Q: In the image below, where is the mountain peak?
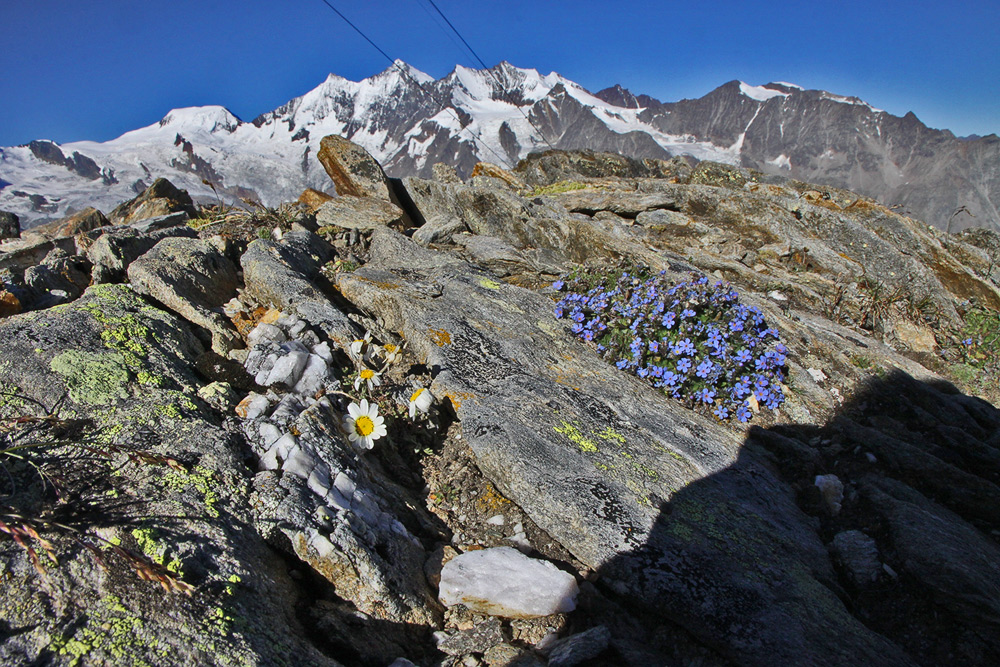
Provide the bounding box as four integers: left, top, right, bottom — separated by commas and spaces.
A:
595, 84, 642, 109
157, 106, 242, 133
373, 59, 434, 85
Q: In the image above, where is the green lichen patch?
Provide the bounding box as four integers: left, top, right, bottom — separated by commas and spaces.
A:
50, 350, 129, 405
48, 594, 165, 667
137, 370, 165, 387
0, 381, 27, 417
75, 284, 168, 371
596, 426, 626, 444
554, 420, 599, 453
131, 527, 184, 575
477, 277, 502, 290
163, 465, 221, 518
526, 180, 588, 197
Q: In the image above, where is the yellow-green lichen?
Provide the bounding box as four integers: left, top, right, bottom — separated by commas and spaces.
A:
49, 594, 160, 667
0, 381, 27, 416
156, 403, 184, 420
527, 180, 587, 197
136, 370, 164, 386
131, 528, 184, 575
163, 465, 220, 518
76, 285, 162, 368
634, 463, 660, 480
153, 391, 198, 421
477, 277, 502, 290
50, 350, 129, 405
596, 427, 626, 444
554, 421, 598, 453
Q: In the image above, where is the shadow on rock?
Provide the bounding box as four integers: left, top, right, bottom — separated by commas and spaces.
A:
595, 369, 1000, 667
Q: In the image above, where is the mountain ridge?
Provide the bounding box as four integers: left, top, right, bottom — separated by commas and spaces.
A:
1, 61, 997, 233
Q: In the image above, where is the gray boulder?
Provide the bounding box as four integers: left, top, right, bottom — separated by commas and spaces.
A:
411, 214, 468, 246
23, 247, 92, 308
0, 210, 20, 239
108, 177, 198, 226
0, 234, 77, 274
240, 232, 360, 348
830, 530, 882, 586
317, 134, 393, 200
315, 194, 404, 230
87, 221, 197, 284
127, 237, 242, 355
21, 206, 109, 243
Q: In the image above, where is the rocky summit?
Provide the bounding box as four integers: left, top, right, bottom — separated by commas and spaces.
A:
0, 138, 999, 667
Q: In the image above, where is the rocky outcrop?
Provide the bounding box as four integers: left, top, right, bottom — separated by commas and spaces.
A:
298, 187, 335, 211
22, 206, 109, 242
1, 145, 999, 666
337, 227, 917, 666
108, 178, 198, 226
317, 134, 394, 200
0, 211, 20, 240
0, 284, 340, 666
23, 248, 92, 309
87, 216, 197, 284
127, 237, 242, 355
316, 195, 405, 231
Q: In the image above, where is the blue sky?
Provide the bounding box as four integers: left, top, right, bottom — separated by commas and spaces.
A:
2, 0, 998, 146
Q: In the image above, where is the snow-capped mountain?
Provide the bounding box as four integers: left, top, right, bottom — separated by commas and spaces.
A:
2, 61, 998, 233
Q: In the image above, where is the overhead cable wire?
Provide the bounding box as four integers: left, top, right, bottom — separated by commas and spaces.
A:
420, 0, 557, 152
316, 0, 515, 168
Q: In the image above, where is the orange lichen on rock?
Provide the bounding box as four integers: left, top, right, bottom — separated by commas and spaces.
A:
0, 290, 22, 318
470, 162, 525, 190
441, 391, 475, 410
230, 306, 269, 338
843, 198, 891, 215
429, 329, 452, 346
297, 188, 334, 212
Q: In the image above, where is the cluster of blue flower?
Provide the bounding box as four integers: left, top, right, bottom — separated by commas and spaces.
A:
553, 269, 787, 423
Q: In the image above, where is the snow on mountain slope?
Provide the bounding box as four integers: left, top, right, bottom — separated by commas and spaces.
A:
1, 61, 735, 226
738, 82, 790, 102
3, 62, 994, 234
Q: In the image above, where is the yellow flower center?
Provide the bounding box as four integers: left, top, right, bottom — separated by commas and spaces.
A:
410, 388, 424, 402
360, 369, 375, 380
354, 415, 374, 436
385, 344, 398, 353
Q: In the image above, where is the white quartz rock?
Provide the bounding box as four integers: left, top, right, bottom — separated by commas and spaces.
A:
258, 422, 282, 448
439, 547, 578, 618
292, 353, 329, 396
269, 394, 305, 424
313, 341, 333, 363
283, 444, 320, 480
236, 392, 272, 420
263, 350, 309, 387
815, 474, 845, 515
247, 322, 286, 346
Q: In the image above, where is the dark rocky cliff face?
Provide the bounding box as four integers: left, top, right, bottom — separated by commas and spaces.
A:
1, 146, 999, 666
636, 80, 1000, 233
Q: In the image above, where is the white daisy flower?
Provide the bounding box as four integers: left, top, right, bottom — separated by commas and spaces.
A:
408, 387, 434, 419
343, 399, 386, 449
381, 342, 403, 364
353, 367, 382, 392
349, 332, 373, 361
